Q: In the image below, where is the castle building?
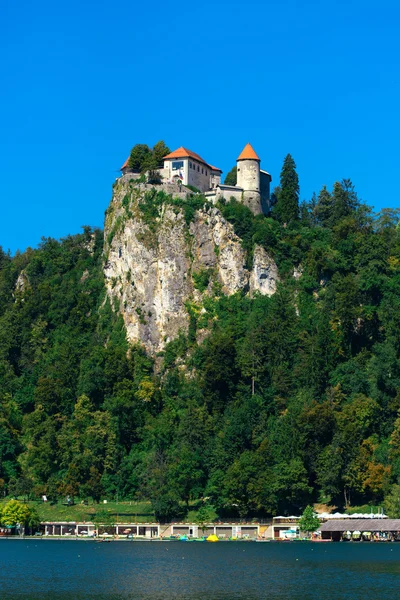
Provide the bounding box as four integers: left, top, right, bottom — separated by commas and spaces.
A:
120, 143, 271, 216
159, 147, 222, 192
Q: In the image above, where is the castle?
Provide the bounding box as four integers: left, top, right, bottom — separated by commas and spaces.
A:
120, 143, 272, 216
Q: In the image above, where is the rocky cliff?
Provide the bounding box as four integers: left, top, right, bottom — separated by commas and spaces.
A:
104, 178, 279, 355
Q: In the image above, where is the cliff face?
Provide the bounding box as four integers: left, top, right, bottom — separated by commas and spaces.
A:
104, 180, 278, 355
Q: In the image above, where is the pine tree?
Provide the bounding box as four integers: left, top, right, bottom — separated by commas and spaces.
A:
314, 185, 333, 226
274, 154, 299, 224
153, 140, 170, 166
331, 179, 359, 223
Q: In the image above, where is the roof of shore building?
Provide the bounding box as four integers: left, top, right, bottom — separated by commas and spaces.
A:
121, 157, 130, 170
237, 143, 260, 161
320, 519, 400, 532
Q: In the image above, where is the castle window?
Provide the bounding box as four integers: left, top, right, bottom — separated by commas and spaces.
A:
172, 161, 184, 170
189, 161, 192, 168
206, 170, 208, 175
197, 165, 200, 172
201, 168, 204, 174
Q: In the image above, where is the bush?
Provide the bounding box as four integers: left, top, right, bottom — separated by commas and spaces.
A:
192, 269, 211, 293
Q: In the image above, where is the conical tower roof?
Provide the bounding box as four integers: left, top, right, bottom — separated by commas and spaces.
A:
237, 143, 260, 161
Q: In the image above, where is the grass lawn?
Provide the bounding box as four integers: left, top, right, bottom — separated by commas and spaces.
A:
0, 499, 155, 523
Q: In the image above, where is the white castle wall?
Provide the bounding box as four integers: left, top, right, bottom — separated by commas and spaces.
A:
237, 159, 260, 193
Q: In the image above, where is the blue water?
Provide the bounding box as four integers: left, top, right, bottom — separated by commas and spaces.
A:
1, 540, 400, 599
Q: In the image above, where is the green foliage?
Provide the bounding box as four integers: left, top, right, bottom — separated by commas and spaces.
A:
152, 141, 170, 166
192, 269, 211, 293
194, 504, 218, 531
128, 144, 151, 172
224, 166, 237, 186
384, 484, 400, 518
273, 154, 299, 224
127, 141, 170, 173
298, 505, 320, 533
1, 499, 39, 527
1, 169, 400, 521
185, 185, 201, 194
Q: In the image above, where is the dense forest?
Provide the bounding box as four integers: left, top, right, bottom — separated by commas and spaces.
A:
1, 155, 400, 521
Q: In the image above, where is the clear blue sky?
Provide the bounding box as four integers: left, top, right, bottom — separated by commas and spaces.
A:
2, 0, 399, 253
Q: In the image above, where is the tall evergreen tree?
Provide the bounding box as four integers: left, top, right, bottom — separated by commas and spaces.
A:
314, 185, 333, 226
274, 154, 299, 224
331, 179, 359, 223
153, 140, 170, 166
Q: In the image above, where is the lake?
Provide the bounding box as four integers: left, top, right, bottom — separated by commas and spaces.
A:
1, 540, 399, 599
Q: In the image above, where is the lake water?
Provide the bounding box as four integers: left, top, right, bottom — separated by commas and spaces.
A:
1, 540, 400, 599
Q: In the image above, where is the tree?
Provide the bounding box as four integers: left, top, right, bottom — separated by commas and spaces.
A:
81, 466, 103, 503
274, 154, 299, 224
314, 185, 333, 226
141, 153, 158, 174
298, 505, 320, 535
194, 504, 217, 534
94, 509, 115, 534
224, 166, 237, 186
0, 500, 39, 532
384, 484, 400, 518
128, 144, 151, 172
8, 476, 34, 502
153, 141, 170, 166
331, 179, 359, 224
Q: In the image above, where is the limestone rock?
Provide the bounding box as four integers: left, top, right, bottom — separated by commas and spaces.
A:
104, 182, 279, 355
14, 270, 30, 302
250, 246, 278, 297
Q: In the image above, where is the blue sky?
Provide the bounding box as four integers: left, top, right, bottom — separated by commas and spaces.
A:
2, 0, 399, 253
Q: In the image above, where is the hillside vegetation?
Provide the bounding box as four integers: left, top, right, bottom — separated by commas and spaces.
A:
1, 157, 400, 521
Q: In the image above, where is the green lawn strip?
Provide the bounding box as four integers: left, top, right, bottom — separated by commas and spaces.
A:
0, 500, 155, 523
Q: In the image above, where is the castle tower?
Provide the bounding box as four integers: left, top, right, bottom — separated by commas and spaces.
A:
236, 143, 262, 215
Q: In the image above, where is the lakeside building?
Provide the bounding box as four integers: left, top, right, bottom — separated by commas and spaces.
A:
39, 521, 259, 539
120, 143, 272, 216
320, 519, 400, 542
41, 522, 160, 538
168, 522, 260, 539
268, 513, 388, 540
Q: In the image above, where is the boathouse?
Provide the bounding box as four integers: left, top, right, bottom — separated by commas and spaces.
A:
320, 519, 400, 541
169, 523, 260, 539
41, 522, 160, 538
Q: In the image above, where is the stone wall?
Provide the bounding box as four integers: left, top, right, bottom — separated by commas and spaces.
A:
260, 170, 271, 214
237, 159, 260, 193
187, 160, 212, 191
243, 191, 263, 215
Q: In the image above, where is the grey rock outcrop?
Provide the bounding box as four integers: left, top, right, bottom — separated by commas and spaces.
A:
104, 182, 279, 355
14, 270, 30, 302
250, 246, 278, 297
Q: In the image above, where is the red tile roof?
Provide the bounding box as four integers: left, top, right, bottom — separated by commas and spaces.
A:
121, 157, 130, 170
163, 146, 209, 165
237, 143, 260, 161
163, 147, 221, 172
